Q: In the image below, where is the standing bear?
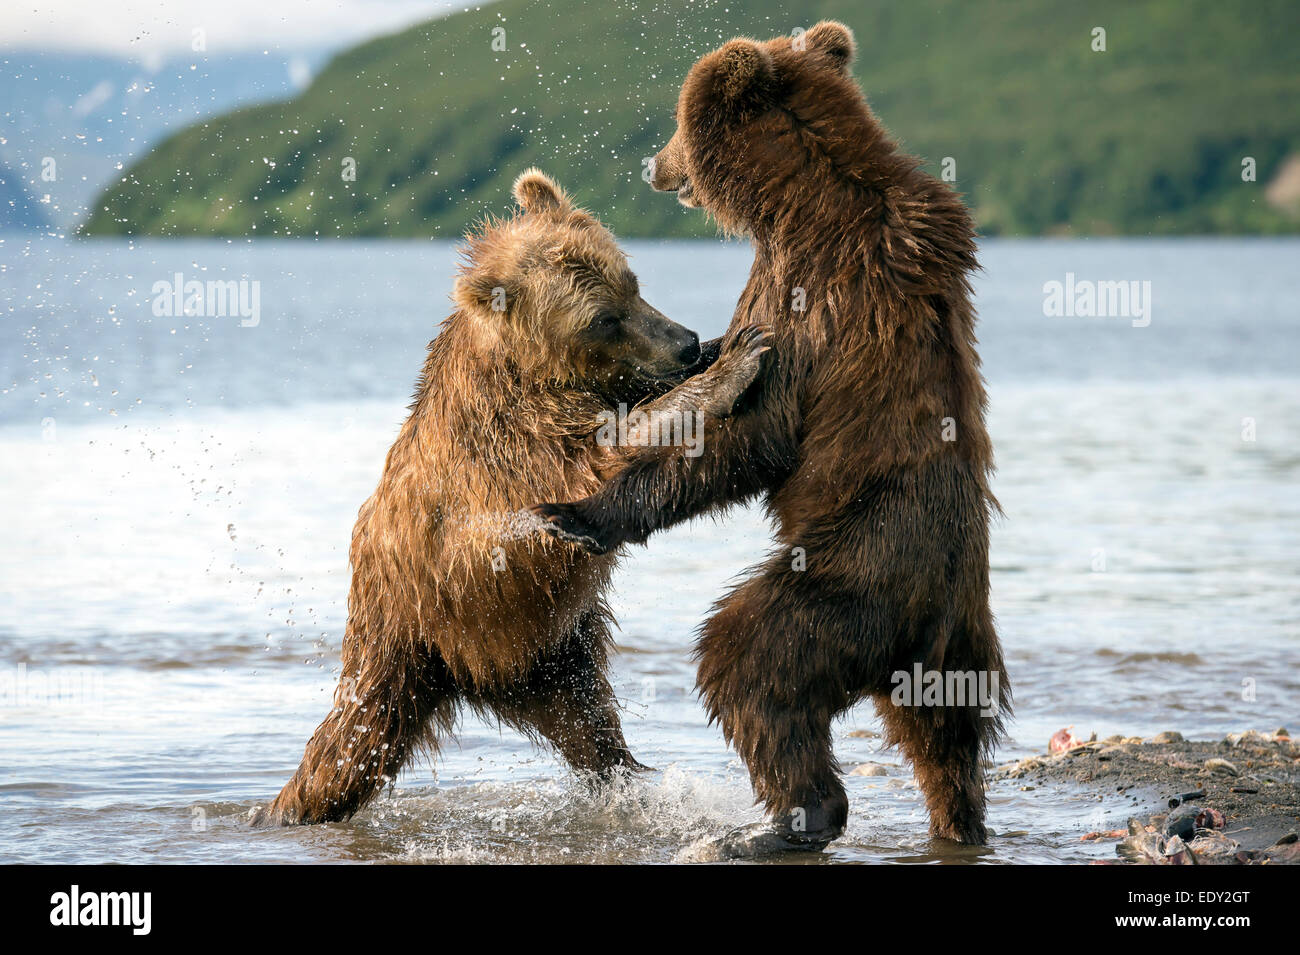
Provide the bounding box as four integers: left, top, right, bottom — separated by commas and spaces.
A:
253, 170, 766, 826
535, 22, 1009, 855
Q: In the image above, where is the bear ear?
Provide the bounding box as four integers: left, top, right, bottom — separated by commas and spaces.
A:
512, 168, 572, 216
453, 269, 515, 318
804, 20, 856, 73
710, 38, 777, 107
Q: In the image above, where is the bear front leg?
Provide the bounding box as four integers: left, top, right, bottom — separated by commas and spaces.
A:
629, 324, 770, 425
480, 612, 647, 779
252, 647, 457, 826
532, 324, 788, 554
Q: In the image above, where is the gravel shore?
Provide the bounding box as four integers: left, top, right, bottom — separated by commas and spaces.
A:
996, 728, 1299, 864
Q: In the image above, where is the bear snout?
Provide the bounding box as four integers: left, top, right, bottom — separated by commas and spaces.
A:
677, 332, 701, 366
650, 161, 682, 193
650, 130, 688, 193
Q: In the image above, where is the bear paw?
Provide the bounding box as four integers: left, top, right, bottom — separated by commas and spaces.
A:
690, 821, 838, 861
707, 323, 772, 412
529, 502, 613, 554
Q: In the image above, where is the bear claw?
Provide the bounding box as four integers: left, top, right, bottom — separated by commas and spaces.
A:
530, 503, 611, 554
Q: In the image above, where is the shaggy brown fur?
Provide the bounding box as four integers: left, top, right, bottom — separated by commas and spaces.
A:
535, 22, 1009, 851
253, 170, 767, 826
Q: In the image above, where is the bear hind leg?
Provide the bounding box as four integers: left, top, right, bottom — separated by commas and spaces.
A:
252, 646, 458, 826
695, 569, 856, 856
478, 612, 647, 781
875, 690, 1002, 845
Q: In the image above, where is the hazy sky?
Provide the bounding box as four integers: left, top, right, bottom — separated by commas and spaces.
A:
0, 0, 467, 57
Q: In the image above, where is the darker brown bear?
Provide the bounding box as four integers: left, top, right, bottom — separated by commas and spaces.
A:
253, 170, 766, 826
535, 22, 1009, 854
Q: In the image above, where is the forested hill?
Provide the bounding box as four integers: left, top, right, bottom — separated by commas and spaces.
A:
82, 0, 1300, 238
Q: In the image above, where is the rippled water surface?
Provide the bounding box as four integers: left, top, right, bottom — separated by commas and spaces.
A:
1, 237, 1297, 863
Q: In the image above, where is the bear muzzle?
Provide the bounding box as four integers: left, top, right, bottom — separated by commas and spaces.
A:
673, 176, 700, 208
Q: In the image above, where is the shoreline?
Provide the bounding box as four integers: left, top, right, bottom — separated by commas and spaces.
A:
996, 728, 1299, 864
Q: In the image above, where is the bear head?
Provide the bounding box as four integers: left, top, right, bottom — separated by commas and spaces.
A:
454, 168, 701, 398
650, 21, 897, 237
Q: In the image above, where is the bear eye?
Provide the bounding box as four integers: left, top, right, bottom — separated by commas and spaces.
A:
592, 312, 621, 332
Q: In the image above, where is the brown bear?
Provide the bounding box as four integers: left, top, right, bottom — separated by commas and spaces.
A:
534, 22, 1009, 855
253, 169, 767, 826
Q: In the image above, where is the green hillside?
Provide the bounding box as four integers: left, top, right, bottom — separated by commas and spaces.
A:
82, 0, 1300, 238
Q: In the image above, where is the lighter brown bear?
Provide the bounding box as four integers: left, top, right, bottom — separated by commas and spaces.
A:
253, 170, 766, 826
535, 22, 1010, 856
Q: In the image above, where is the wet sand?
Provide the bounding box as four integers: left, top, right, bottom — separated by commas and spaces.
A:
996, 729, 1300, 864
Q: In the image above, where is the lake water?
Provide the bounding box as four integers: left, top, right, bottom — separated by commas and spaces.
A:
1, 236, 1297, 863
